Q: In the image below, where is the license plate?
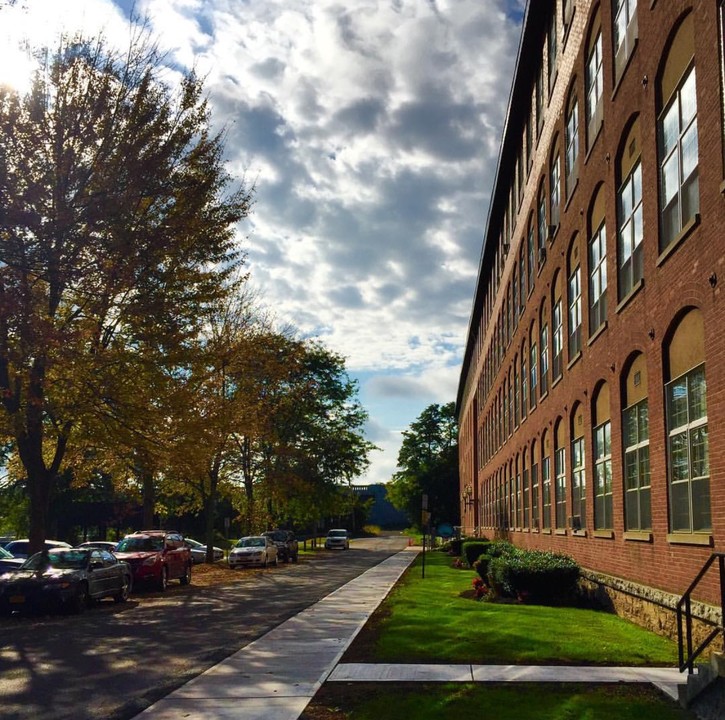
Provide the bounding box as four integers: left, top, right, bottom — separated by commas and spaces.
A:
9, 595, 25, 604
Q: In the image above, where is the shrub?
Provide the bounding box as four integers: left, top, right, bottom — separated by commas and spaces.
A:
473, 540, 517, 581
488, 549, 580, 604
461, 541, 488, 567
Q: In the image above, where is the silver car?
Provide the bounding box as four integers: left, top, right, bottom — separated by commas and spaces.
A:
228, 536, 278, 569
185, 538, 225, 564
324, 529, 350, 550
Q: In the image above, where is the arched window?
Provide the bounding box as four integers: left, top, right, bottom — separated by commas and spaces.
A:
522, 446, 530, 529
537, 181, 548, 259
515, 455, 522, 528
541, 431, 552, 530
531, 440, 540, 529
593, 383, 613, 530
589, 184, 608, 332
658, 13, 698, 251
529, 321, 538, 410
567, 235, 583, 359
548, 9, 558, 95
540, 301, 550, 396
552, 273, 564, 381
618, 117, 643, 299
614, 0, 638, 83
586, 10, 603, 148
514, 355, 520, 428
527, 215, 536, 292
571, 403, 586, 530
509, 459, 516, 528
554, 419, 567, 529
666, 309, 709, 533
623, 353, 651, 531
565, 88, 580, 197
550, 140, 562, 230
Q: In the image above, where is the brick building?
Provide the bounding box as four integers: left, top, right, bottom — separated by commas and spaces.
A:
456, 0, 725, 638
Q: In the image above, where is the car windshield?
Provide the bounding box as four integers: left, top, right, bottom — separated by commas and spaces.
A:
263, 531, 286, 541
23, 550, 88, 570
328, 530, 347, 538
186, 539, 202, 548
116, 536, 164, 552
237, 538, 265, 548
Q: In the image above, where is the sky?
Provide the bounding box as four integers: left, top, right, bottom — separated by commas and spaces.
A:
0, 0, 524, 486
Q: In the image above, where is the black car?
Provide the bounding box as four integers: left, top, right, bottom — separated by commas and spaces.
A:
0, 548, 132, 614
262, 530, 299, 563
0, 546, 24, 575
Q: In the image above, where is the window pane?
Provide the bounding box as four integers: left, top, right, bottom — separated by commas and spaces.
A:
668, 379, 688, 429
692, 477, 711, 532
625, 451, 638, 489
661, 152, 679, 205
680, 68, 697, 126
681, 123, 698, 181
670, 431, 690, 483
662, 103, 680, 156
690, 425, 709, 479
670, 480, 691, 532
689, 366, 707, 420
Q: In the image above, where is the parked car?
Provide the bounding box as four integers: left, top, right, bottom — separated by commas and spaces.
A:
0, 546, 24, 575
228, 536, 278, 569
4, 539, 72, 560
0, 537, 15, 549
75, 541, 119, 552
324, 529, 350, 550
262, 529, 299, 563
114, 530, 192, 591
0, 547, 132, 614
184, 538, 224, 564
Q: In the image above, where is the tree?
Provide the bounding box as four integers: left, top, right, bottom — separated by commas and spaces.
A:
387, 402, 460, 528
0, 29, 252, 552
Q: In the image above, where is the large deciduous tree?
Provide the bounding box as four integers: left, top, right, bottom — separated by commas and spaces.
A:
0, 30, 252, 552
387, 402, 460, 528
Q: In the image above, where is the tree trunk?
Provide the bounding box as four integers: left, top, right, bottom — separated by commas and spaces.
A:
142, 471, 155, 529
28, 468, 53, 554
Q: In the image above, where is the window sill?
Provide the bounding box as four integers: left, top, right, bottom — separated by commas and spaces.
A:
567, 351, 582, 370
551, 375, 562, 390
555, 528, 567, 536
616, 278, 644, 314
539, 391, 549, 404
541, 529, 552, 535
564, 178, 579, 211
585, 121, 603, 162
549, 223, 560, 242
572, 529, 588, 538
588, 321, 608, 346
593, 530, 614, 539
657, 213, 700, 268
667, 533, 713, 547
623, 531, 652, 543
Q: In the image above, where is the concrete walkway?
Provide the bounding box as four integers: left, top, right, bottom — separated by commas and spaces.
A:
132, 548, 688, 719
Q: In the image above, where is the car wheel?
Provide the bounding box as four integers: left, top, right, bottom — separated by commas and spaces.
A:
114, 574, 131, 603
180, 563, 191, 586
71, 582, 89, 614
158, 566, 168, 592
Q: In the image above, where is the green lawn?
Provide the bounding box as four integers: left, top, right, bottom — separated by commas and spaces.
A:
365, 550, 678, 666
306, 683, 694, 720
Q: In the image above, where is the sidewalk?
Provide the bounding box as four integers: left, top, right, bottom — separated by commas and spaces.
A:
132, 547, 687, 720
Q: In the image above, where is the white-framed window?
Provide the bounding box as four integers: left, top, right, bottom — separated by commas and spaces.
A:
659, 65, 699, 250
568, 267, 582, 359
540, 322, 549, 396
624, 398, 651, 531
552, 298, 563, 381
550, 151, 561, 229
542, 454, 551, 530
571, 436, 586, 529
555, 444, 567, 529
566, 97, 579, 196
594, 421, 613, 530
589, 221, 607, 331
531, 455, 539, 529
529, 340, 538, 409
667, 364, 710, 532
586, 30, 603, 146
614, 0, 638, 81
618, 160, 643, 299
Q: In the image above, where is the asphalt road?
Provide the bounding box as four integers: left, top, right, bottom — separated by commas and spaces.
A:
0, 535, 409, 720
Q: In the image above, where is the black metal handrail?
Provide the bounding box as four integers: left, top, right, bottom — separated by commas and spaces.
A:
676, 552, 725, 673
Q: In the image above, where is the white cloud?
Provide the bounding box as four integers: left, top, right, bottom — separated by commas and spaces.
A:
9, 0, 521, 484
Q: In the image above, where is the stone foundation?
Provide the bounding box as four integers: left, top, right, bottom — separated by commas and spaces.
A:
579, 569, 724, 657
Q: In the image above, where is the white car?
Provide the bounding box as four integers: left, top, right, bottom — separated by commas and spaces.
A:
324, 529, 350, 550
185, 538, 225, 564
228, 536, 278, 569
4, 539, 72, 559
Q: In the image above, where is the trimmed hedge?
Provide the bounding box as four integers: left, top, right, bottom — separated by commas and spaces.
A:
488, 549, 580, 604
473, 540, 517, 581
462, 540, 492, 567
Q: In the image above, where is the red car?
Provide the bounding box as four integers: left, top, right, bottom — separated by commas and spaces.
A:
114, 531, 192, 591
